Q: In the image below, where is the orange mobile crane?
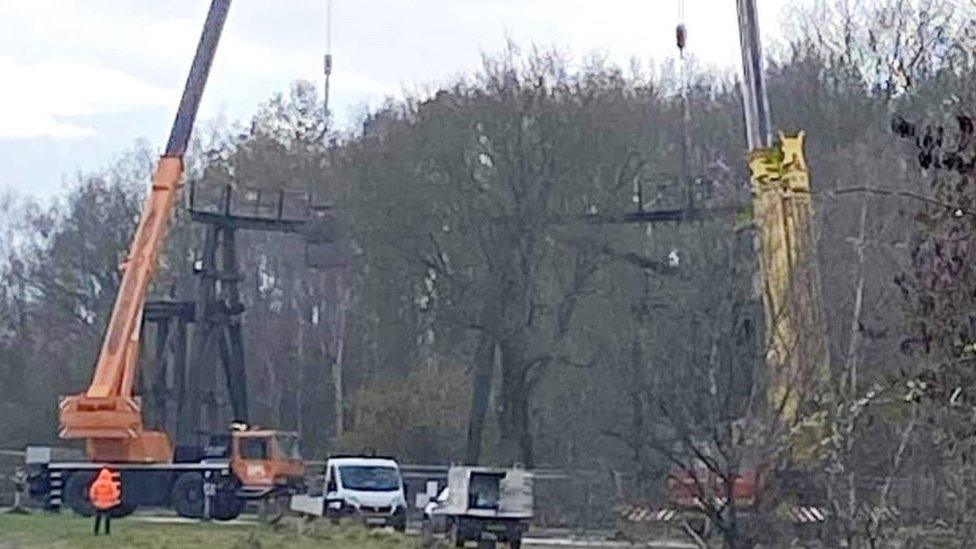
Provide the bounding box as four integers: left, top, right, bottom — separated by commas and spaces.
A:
28, 0, 303, 520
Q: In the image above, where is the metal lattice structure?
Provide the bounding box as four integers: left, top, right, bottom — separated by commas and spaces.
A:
145, 182, 341, 447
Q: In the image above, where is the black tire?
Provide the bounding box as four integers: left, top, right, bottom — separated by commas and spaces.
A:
211, 488, 243, 521
109, 501, 137, 518
509, 538, 522, 549
477, 540, 496, 549
111, 474, 137, 518
393, 507, 407, 533
171, 472, 204, 518
64, 472, 95, 517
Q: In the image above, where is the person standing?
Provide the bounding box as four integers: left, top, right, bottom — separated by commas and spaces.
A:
89, 468, 121, 535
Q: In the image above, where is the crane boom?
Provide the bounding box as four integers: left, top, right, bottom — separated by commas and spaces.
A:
736, 0, 828, 456
59, 0, 232, 463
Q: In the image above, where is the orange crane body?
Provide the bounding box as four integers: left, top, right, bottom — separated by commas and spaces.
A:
56, 0, 233, 464
59, 157, 184, 463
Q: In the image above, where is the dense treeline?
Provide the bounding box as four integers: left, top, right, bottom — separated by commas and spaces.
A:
4, 1, 976, 545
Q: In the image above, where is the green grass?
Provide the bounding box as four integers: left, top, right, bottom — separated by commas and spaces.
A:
0, 511, 431, 549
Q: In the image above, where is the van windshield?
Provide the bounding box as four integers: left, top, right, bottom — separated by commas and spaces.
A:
339, 465, 400, 491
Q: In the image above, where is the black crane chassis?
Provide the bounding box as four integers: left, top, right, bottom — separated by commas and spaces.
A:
28, 459, 247, 521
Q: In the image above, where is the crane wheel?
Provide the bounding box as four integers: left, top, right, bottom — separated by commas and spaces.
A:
172, 472, 205, 518
109, 501, 137, 518
211, 487, 244, 521
64, 472, 96, 517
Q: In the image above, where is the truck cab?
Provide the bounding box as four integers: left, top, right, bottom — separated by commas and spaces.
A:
291, 456, 407, 531
229, 429, 304, 497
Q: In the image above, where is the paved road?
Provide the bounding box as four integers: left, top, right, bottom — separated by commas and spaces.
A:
524, 539, 695, 548
133, 515, 258, 526
129, 515, 696, 548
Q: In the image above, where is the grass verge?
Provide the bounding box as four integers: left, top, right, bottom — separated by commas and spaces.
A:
0, 511, 433, 549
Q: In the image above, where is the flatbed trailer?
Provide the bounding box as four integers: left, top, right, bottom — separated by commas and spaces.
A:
425, 466, 533, 549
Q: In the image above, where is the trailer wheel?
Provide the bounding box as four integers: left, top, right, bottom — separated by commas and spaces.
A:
171, 472, 205, 518
64, 472, 95, 517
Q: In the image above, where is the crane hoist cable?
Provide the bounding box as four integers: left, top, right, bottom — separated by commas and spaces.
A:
676, 0, 691, 197
676, 0, 686, 54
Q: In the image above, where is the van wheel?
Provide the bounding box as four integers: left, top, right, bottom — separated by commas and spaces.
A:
171, 472, 204, 518
64, 472, 95, 517
393, 507, 407, 533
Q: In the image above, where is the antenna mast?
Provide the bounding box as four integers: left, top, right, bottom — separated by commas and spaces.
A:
323, 0, 333, 132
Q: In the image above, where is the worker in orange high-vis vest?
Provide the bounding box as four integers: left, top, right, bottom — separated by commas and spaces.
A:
89, 468, 121, 535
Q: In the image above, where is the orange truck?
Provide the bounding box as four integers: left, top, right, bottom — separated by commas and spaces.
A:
26, 0, 304, 520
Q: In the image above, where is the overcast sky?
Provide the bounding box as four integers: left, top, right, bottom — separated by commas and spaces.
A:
0, 0, 791, 199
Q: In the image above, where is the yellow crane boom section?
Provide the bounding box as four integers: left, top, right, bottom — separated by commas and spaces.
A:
749, 132, 829, 459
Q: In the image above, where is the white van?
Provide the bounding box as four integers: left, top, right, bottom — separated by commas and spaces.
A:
291, 456, 407, 531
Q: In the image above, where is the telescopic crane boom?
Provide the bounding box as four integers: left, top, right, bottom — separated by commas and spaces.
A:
737, 0, 829, 444
59, 0, 232, 463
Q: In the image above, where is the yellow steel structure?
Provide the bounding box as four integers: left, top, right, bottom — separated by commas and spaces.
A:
748, 132, 829, 460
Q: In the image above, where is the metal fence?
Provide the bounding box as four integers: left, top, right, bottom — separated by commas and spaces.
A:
0, 450, 946, 531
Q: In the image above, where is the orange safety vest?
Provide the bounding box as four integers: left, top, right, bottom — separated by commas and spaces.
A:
89, 468, 121, 511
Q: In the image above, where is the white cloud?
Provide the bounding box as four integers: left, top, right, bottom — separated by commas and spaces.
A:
1, 0, 796, 195
0, 56, 175, 139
